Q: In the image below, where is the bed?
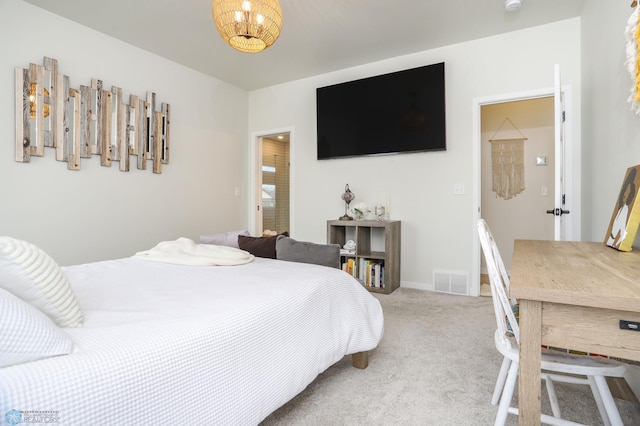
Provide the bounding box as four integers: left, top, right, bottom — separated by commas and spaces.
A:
0, 237, 384, 425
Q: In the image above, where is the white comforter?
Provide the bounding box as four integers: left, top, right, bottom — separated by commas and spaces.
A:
134, 237, 255, 266
0, 257, 384, 425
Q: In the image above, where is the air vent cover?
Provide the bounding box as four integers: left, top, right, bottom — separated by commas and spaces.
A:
433, 270, 469, 295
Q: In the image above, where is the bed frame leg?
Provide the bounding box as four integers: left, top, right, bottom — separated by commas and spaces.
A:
351, 351, 369, 369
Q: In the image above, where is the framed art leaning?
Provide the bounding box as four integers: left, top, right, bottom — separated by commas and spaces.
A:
605, 164, 640, 251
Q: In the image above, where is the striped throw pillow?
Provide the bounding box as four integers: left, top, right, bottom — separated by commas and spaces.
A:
0, 237, 83, 327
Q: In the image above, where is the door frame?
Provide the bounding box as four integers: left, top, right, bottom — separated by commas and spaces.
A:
249, 127, 295, 237
471, 86, 576, 296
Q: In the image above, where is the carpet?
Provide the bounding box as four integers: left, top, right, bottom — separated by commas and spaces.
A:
261, 288, 640, 425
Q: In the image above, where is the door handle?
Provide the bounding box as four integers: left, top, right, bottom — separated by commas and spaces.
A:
546, 208, 570, 216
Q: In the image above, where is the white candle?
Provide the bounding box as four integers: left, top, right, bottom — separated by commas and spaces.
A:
386, 194, 390, 216
377, 192, 380, 207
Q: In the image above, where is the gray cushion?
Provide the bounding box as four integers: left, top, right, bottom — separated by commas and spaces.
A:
199, 230, 249, 248
276, 236, 340, 269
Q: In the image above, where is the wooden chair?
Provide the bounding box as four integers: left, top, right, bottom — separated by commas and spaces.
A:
477, 219, 627, 426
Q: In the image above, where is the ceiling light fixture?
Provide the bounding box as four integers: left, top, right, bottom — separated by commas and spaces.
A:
212, 0, 283, 53
504, 0, 522, 12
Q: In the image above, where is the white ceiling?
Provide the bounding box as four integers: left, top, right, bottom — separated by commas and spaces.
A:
23, 0, 584, 91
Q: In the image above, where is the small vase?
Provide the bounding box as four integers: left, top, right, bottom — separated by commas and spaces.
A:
355, 211, 364, 221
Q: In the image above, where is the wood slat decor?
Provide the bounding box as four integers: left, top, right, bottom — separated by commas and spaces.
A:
66, 87, 81, 170
42, 57, 58, 149
14, 56, 170, 174
14, 68, 30, 163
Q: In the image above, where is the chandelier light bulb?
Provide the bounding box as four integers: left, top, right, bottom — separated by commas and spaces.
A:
212, 0, 282, 53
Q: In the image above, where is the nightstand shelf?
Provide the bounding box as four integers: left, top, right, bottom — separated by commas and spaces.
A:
327, 219, 401, 294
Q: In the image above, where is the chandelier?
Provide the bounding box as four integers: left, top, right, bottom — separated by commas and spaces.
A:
212, 0, 283, 53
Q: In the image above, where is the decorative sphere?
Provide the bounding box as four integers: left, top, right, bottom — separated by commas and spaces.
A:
341, 184, 355, 203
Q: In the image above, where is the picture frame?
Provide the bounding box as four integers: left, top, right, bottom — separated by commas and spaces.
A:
604, 164, 640, 251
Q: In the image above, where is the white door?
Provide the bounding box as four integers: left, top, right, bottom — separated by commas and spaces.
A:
550, 64, 570, 240
254, 137, 264, 235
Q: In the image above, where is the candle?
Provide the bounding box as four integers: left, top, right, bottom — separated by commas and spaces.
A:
377, 192, 380, 207
386, 194, 390, 218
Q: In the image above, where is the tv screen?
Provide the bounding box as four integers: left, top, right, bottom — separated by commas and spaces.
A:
316, 62, 446, 160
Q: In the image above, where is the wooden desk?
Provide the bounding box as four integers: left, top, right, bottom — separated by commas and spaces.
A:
510, 239, 640, 425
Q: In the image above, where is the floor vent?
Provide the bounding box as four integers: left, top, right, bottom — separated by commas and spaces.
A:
433, 270, 469, 295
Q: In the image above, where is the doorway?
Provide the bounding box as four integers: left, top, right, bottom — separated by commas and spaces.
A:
479, 98, 555, 294
471, 83, 574, 297
252, 131, 291, 236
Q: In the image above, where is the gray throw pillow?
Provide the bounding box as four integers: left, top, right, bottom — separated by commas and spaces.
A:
199, 230, 250, 248
276, 236, 340, 269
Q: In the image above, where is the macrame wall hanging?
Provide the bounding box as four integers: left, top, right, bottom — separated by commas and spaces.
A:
625, 2, 640, 114
489, 118, 528, 200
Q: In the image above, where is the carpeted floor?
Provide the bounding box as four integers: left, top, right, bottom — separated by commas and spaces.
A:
261, 288, 640, 425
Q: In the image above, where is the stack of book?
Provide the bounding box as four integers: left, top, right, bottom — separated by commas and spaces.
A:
343, 258, 357, 277
341, 258, 384, 288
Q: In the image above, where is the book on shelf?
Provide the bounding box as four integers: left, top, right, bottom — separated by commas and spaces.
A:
374, 263, 382, 288
341, 258, 357, 277
358, 259, 384, 288
341, 257, 385, 288
364, 259, 375, 286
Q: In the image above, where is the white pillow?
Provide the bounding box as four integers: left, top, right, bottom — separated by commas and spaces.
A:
0, 237, 83, 327
199, 230, 250, 248
0, 288, 73, 368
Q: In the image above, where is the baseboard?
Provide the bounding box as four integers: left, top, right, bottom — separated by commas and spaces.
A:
400, 280, 432, 291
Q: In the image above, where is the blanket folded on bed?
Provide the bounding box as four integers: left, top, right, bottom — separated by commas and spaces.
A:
135, 238, 255, 266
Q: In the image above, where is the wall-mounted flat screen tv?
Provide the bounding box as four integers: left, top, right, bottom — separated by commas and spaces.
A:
316, 62, 446, 160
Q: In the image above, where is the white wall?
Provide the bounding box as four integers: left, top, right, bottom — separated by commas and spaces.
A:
582, 1, 640, 243
581, 0, 640, 395
249, 19, 581, 291
0, 0, 249, 265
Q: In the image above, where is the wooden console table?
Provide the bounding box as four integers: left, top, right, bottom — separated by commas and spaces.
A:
510, 239, 640, 425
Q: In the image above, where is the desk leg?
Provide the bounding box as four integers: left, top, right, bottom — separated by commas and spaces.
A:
518, 299, 542, 426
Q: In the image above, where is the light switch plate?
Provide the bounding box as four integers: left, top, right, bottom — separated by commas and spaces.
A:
453, 184, 465, 195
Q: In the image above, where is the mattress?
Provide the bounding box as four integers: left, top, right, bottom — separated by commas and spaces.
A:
0, 256, 384, 425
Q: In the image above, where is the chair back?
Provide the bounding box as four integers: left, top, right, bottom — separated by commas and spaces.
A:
477, 219, 520, 343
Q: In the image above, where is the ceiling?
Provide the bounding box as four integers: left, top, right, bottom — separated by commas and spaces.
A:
23, 0, 584, 91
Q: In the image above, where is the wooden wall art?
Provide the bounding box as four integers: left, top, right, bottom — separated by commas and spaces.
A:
14, 56, 170, 173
